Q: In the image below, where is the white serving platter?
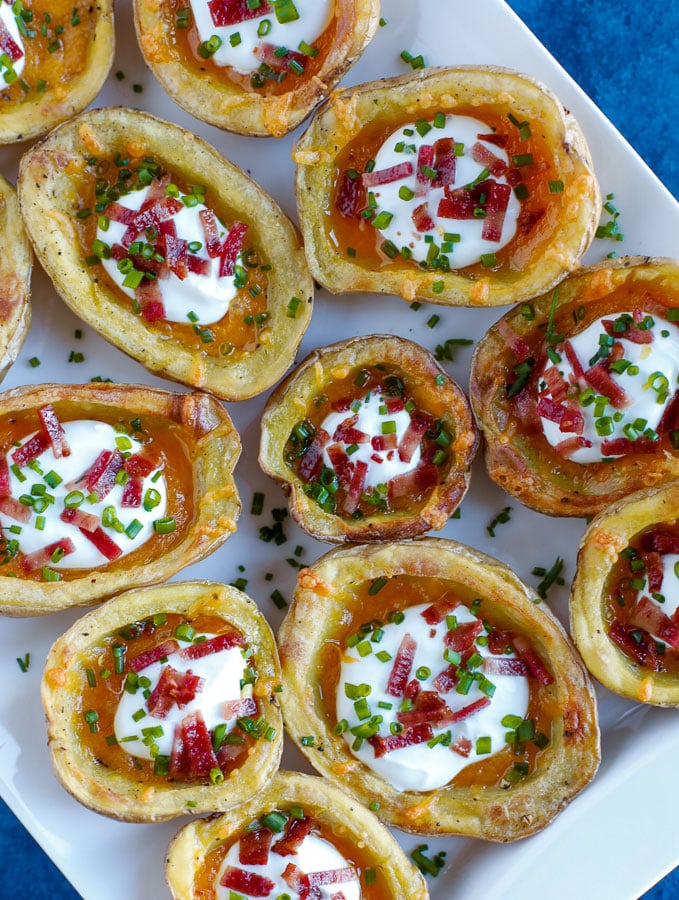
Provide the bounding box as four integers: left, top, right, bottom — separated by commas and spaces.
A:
0, 0, 677, 897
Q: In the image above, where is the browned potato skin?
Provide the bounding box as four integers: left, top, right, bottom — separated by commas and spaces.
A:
41, 582, 282, 822
165, 770, 429, 899
0, 0, 113, 144
0, 174, 31, 381
0, 383, 241, 616
278, 539, 600, 840
470, 257, 679, 518
134, 0, 380, 138
295, 65, 600, 307
17, 107, 313, 401
259, 334, 478, 542
570, 480, 679, 706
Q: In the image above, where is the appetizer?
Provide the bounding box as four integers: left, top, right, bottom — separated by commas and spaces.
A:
0, 0, 113, 144
295, 65, 600, 307
571, 480, 679, 706
41, 581, 282, 822
278, 539, 600, 840
0, 173, 31, 381
18, 107, 313, 401
134, 0, 380, 138
470, 257, 679, 517
259, 334, 477, 542
165, 770, 428, 898
0, 383, 240, 615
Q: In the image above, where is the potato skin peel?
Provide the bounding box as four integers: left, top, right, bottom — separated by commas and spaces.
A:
470, 257, 679, 517
17, 107, 313, 400
134, 0, 380, 137
0, 383, 241, 616
0, 175, 31, 382
570, 480, 679, 706
165, 770, 428, 899
41, 581, 282, 822
295, 65, 600, 307
258, 334, 478, 542
278, 539, 600, 841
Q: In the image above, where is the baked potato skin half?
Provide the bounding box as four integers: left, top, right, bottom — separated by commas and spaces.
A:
0, 383, 240, 616
0, 0, 113, 144
570, 481, 679, 706
259, 334, 478, 542
278, 539, 600, 841
165, 770, 429, 899
470, 257, 679, 518
294, 65, 600, 307
41, 581, 282, 822
134, 0, 380, 138
17, 107, 313, 401
0, 174, 31, 382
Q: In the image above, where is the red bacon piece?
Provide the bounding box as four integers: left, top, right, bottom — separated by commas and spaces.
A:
415, 144, 434, 196
147, 665, 204, 718
11, 432, 49, 468
644, 551, 664, 593
187, 255, 210, 276
239, 828, 273, 867
496, 318, 531, 362
326, 443, 352, 482
341, 460, 367, 515
630, 596, 679, 649
59, 507, 99, 533
431, 137, 456, 187
554, 435, 593, 458
421, 598, 458, 625
563, 340, 585, 381
164, 233, 189, 280
388, 463, 438, 499
272, 815, 313, 856
536, 398, 584, 435
180, 630, 245, 659
80, 526, 122, 561
384, 397, 405, 413
600, 437, 659, 456
444, 620, 482, 653
298, 429, 329, 482
609, 621, 658, 668
256, 41, 306, 71
82, 449, 124, 500
124, 451, 160, 477
481, 181, 511, 242
121, 476, 142, 508
121, 197, 183, 247
362, 162, 413, 187
471, 141, 508, 177
308, 868, 357, 888
512, 635, 554, 684
0, 496, 31, 523
658, 390, 679, 433
398, 410, 431, 463
541, 365, 569, 403
438, 178, 494, 219
451, 735, 472, 757
602, 315, 654, 345
584, 362, 629, 409
332, 415, 368, 444
137, 277, 166, 322
219, 866, 274, 897
208, 0, 271, 25
222, 697, 257, 720
282, 864, 319, 898
199, 208, 222, 258
397, 691, 454, 727
336, 172, 364, 218
412, 202, 435, 233
482, 657, 529, 677
20, 538, 76, 573
432, 665, 458, 693
371, 433, 397, 452
38, 405, 70, 458
369, 722, 434, 758
170, 711, 219, 779
219, 222, 248, 278
447, 696, 491, 724
404, 678, 420, 701
0, 456, 9, 498
105, 201, 136, 226
0, 19, 23, 62
128, 640, 179, 672
477, 132, 508, 148
640, 530, 679, 554
386, 633, 416, 697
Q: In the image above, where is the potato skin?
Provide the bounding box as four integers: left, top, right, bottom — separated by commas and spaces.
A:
0, 383, 241, 615
0, 174, 31, 382
41, 581, 282, 822
570, 480, 679, 706
259, 334, 478, 542
134, 0, 380, 138
295, 65, 600, 307
17, 107, 313, 401
165, 770, 429, 899
278, 539, 600, 841
470, 256, 679, 517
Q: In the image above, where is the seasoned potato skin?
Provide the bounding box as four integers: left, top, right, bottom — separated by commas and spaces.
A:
0, 383, 241, 615
41, 582, 282, 822
165, 770, 429, 899
134, 0, 380, 137
17, 107, 313, 401
278, 539, 600, 840
470, 256, 679, 517
0, 174, 31, 382
570, 480, 679, 706
259, 334, 478, 542
295, 65, 600, 307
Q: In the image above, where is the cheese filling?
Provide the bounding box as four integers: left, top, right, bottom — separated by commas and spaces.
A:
0, 1, 26, 84
190, 0, 334, 76
367, 114, 520, 269
538, 311, 679, 463
0, 419, 167, 569
336, 602, 530, 792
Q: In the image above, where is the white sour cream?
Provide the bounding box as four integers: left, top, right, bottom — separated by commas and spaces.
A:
190, 0, 334, 75
336, 603, 529, 792
539, 312, 679, 463
0, 2, 26, 82
1, 420, 167, 568
97, 185, 239, 325
320, 392, 421, 489
370, 114, 520, 268
114, 634, 247, 759
216, 832, 361, 900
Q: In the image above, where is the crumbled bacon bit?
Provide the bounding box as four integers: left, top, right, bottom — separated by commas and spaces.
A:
412, 202, 435, 233
415, 144, 434, 196
584, 363, 630, 409
421, 598, 458, 625
199, 208, 222, 258
369, 722, 434, 758
341, 459, 367, 515
11, 433, 49, 468
219, 222, 248, 278
512, 635, 554, 684
79, 526, 122, 561
640, 530, 679, 554
398, 410, 431, 463
239, 828, 273, 866
0, 20, 23, 62
0, 496, 31, 524
147, 665, 204, 718
496, 318, 531, 362
362, 161, 414, 187
222, 697, 257, 720
170, 711, 219, 779
180, 631, 245, 659
298, 429, 329, 481
471, 141, 508, 177
386, 633, 416, 697
60, 507, 99, 533
219, 866, 274, 897
0, 456, 9, 499
482, 657, 529, 676
444, 620, 482, 653
20, 538, 76, 573
128, 640, 179, 672
336, 172, 364, 218
431, 137, 456, 188
38, 405, 70, 458
450, 735, 472, 757
82, 449, 125, 500
121, 476, 143, 508
272, 815, 313, 856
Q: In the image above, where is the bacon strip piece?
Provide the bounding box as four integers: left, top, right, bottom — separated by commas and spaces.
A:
79, 526, 122, 561
471, 141, 508, 177
272, 816, 313, 856
219, 866, 274, 897
362, 162, 413, 187
137, 278, 166, 322
239, 828, 274, 866
609, 621, 658, 668
496, 318, 531, 362
298, 429, 329, 481
444, 620, 482, 653
554, 435, 593, 458
121, 476, 143, 508
396, 691, 455, 727
369, 722, 434, 758
180, 630, 245, 659
219, 222, 248, 278
0, 19, 23, 62
11, 433, 49, 468
128, 640, 179, 672
336, 172, 364, 218
644, 551, 664, 593
170, 711, 219, 779
38, 405, 70, 458
431, 137, 456, 187
600, 437, 659, 456
0, 456, 9, 498
629, 596, 679, 649
341, 460, 367, 515
0, 496, 30, 523
83, 449, 125, 500
640, 530, 679, 554
386, 633, 416, 697
222, 697, 257, 720
60, 507, 99, 533
398, 410, 431, 463
412, 202, 435, 233
415, 144, 434, 196
199, 208, 222, 258
512, 635, 554, 684
20, 538, 76, 573
481, 181, 511, 242
388, 463, 438, 499
208, 0, 271, 26
124, 451, 161, 477
482, 657, 529, 676
147, 665, 204, 718
451, 735, 472, 757
584, 362, 629, 409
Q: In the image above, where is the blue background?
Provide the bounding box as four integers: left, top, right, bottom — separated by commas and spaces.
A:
1, 1, 677, 898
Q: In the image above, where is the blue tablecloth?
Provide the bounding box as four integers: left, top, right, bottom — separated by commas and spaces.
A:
1, 1, 677, 898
